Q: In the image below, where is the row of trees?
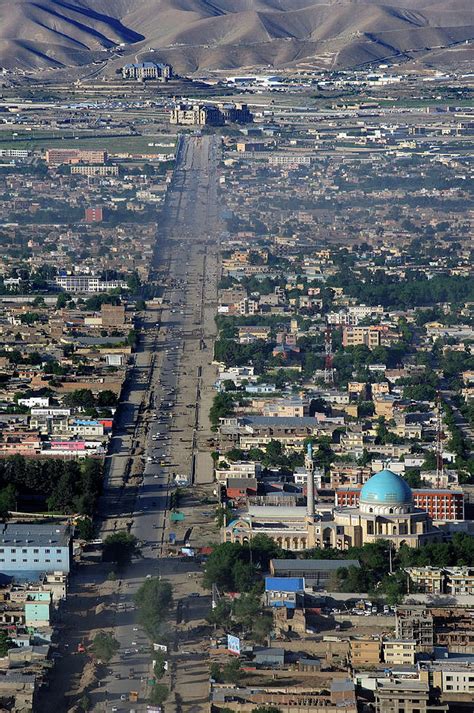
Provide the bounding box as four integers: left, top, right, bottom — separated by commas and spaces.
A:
0, 456, 103, 516
329, 271, 474, 309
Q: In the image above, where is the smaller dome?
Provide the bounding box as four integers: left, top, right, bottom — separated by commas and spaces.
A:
360, 469, 413, 507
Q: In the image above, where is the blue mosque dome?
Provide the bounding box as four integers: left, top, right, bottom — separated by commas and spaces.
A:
360, 469, 413, 507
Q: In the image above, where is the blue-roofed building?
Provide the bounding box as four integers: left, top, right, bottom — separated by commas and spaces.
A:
224, 468, 442, 554
359, 468, 413, 512
265, 576, 305, 608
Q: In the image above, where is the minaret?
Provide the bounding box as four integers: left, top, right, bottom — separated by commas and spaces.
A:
306, 442, 315, 519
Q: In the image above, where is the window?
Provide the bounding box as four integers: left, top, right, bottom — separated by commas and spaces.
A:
34, 559, 39, 563
45, 559, 50, 563
22, 549, 27, 553
56, 549, 61, 554
11, 559, 16, 562
33, 549, 39, 554
45, 549, 50, 553
22, 559, 27, 563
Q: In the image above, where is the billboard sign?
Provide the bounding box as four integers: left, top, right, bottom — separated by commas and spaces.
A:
227, 634, 240, 655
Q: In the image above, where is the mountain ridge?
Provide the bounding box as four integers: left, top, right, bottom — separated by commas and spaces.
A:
0, 0, 472, 72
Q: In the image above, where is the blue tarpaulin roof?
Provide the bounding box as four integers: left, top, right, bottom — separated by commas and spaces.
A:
265, 576, 305, 592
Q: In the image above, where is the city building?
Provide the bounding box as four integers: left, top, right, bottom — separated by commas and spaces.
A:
72, 165, 118, 176
374, 679, 447, 713
54, 274, 127, 293
350, 637, 382, 667
170, 102, 252, 126
270, 559, 360, 587
0, 524, 72, 579
84, 207, 104, 223
224, 469, 440, 551
45, 149, 107, 166
407, 566, 474, 595
383, 639, 416, 666
121, 62, 172, 81
335, 488, 465, 522
342, 325, 400, 348
265, 577, 305, 609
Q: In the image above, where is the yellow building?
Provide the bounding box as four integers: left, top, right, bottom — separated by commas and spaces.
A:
350, 637, 382, 667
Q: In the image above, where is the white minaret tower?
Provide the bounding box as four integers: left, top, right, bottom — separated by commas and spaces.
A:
306, 442, 315, 519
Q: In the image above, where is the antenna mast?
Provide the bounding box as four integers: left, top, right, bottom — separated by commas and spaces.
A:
324, 324, 334, 384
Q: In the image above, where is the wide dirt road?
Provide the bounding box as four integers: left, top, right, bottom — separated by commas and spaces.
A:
44, 135, 222, 713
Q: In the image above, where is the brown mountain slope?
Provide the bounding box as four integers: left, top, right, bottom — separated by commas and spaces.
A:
0, 0, 472, 72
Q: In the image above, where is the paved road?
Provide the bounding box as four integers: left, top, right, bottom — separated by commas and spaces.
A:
88, 134, 221, 712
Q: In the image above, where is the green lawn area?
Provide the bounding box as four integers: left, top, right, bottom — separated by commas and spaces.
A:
0, 131, 176, 154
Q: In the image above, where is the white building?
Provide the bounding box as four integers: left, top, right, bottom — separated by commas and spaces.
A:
0, 525, 71, 579
54, 275, 127, 293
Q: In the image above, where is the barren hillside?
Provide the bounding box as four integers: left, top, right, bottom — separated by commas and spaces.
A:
0, 0, 472, 72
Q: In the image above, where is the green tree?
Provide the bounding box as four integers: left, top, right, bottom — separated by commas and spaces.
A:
210, 393, 235, 430
203, 542, 244, 591
233, 592, 262, 631
134, 578, 173, 641
378, 571, 407, 606
103, 532, 140, 567
63, 389, 96, 408
232, 559, 257, 591
153, 651, 167, 679
56, 292, 69, 309
127, 329, 138, 347
222, 658, 242, 685
252, 611, 273, 644
148, 683, 168, 706
0, 485, 16, 519
76, 517, 94, 540
91, 632, 119, 663
250, 534, 284, 569
97, 390, 118, 407
0, 630, 15, 656
206, 599, 232, 628
126, 272, 141, 292
375, 416, 390, 445
78, 694, 91, 712
403, 470, 422, 488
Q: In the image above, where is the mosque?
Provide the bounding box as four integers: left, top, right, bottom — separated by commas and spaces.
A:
224, 468, 442, 552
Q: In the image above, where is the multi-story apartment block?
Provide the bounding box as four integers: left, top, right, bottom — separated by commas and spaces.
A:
71, 165, 118, 176
407, 566, 474, 595
54, 275, 127, 293
45, 149, 107, 166
350, 637, 382, 667
342, 324, 400, 348
383, 639, 416, 666
0, 525, 71, 578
